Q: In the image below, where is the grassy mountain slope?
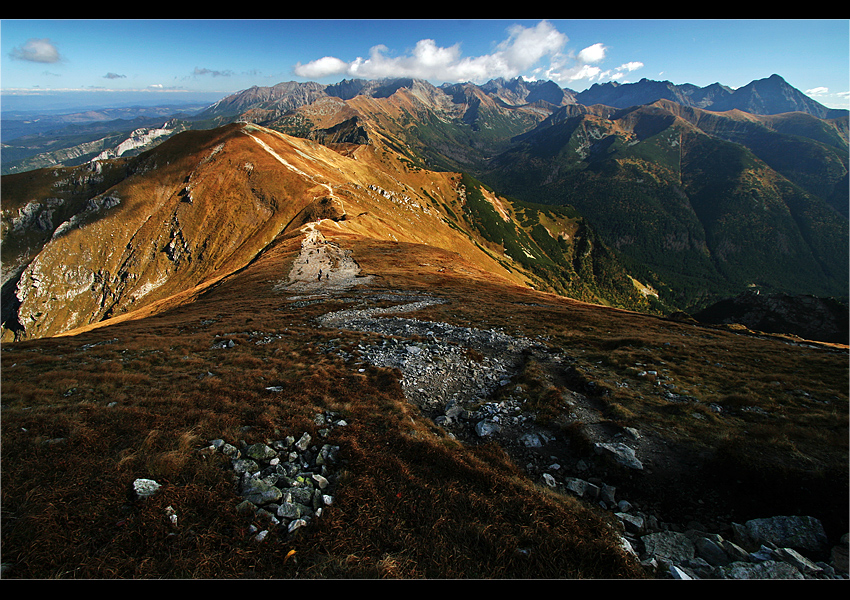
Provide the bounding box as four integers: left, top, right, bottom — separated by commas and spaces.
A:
2, 120, 653, 342
482, 103, 849, 310
656, 100, 849, 218
2, 211, 846, 578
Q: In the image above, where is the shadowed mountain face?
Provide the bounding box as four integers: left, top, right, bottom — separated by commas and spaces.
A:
481, 101, 848, 310
693, 291, 849, 344
575, 74, 847, 120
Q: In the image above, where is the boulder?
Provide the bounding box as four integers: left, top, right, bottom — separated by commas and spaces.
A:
593, 442, 643, 470
642, 531, 696, 563
733, 515, 828, 554
718, 560, 804, 579
241, 478, 283, 506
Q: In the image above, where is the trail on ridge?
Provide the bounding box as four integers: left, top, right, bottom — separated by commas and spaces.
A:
275, 225, 371, 294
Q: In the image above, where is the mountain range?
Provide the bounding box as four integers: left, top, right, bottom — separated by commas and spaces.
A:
574, 74, 848, 119
1, 73, 847, 342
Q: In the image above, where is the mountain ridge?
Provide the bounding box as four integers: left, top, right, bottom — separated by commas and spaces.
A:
4, 73, 845, 178
2, 72, 847, 340
2, 120, 655, 341
574, 74, 847, 119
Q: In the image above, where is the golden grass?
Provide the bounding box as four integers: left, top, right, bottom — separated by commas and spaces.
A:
2, 230, 846, 578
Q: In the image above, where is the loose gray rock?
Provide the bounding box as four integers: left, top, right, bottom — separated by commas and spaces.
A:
617, 512, 646, 535
245, 443, 277, 461
773, 547, 824, 575
718, 560, 805, 580
519, 432, 543, 448
295, 432, 312, 452
242, 478, 283, 506
563, 477, 600, 501
733, 516, 829, 554
132, 478, 161, 500
694, 536, 732, 566
475, 419, 501, 437
642, 531, 696, 563
593, 442, 643, 470
232, 459, 260, 475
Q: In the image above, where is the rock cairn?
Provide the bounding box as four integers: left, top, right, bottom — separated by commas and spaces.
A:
204, 412, 347, 543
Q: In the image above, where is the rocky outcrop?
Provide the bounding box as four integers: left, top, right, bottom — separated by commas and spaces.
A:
694, 291, 849, 344
306, 116, 369, 146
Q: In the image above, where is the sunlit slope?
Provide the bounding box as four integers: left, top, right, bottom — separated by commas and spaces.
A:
2, 123, 536, 340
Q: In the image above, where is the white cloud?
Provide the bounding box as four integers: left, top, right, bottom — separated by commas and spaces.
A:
620, 61, 644, 72
805, 86, 829, 96
577, 43, 607, 64
291, 21, 645, 89
292, 56, 351, 79
294, 20, 568, 83
539, 40, 645, 88
805, 87, 850, 110
10, 38, 63, 63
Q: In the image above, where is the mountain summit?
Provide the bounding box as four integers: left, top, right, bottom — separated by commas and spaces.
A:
575, 74, 845, 119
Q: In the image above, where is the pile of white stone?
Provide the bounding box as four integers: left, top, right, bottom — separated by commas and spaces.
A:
206, 412, 346, 543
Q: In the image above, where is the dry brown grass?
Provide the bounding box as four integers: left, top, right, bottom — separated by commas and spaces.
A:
2, 231, 847, 578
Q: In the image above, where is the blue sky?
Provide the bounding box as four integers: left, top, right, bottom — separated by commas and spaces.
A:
2, 19, 848, 111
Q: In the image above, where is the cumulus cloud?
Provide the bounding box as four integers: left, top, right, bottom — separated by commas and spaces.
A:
104, 72, 126, 79
294, 20, 568, 83
292, 21, 645, 88
10, 38, 63, 63
805, 86, 829, 97
293, 55, 352, 79
619, 61, 644, 72
542, 40, 645, 87
577, 42, 607, 64
806, 86, 850, 109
